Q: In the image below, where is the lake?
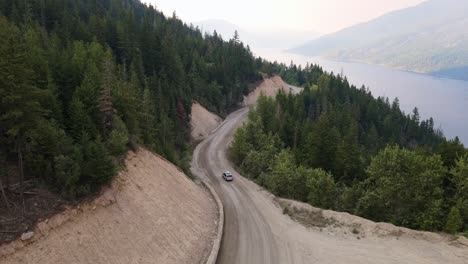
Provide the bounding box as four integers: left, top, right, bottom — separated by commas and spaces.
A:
254, 49, 468, 145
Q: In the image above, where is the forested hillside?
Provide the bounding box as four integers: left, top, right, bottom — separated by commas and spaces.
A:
0, 0, 262, 200
291, 0, 468, 79
231, 65, 468, 233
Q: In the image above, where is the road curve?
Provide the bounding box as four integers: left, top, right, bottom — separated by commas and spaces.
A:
191, 106, 468, 264
192, 107, 289, 264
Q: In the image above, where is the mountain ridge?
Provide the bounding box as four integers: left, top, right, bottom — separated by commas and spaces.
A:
195, 19, 319, 50
290, 0, 468, 80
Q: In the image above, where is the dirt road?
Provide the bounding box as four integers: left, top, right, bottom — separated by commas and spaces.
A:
191, 107, 468, 264
193, 108, 279, 264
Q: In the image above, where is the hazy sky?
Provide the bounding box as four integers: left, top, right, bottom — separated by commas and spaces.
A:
143, 0, 426, 34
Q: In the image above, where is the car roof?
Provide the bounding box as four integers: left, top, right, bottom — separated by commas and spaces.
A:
225, 171, 231, 174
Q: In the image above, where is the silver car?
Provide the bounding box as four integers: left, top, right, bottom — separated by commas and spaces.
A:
222, 171, 233, 181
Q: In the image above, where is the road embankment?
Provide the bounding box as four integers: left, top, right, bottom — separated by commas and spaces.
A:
0, 148, 218, 264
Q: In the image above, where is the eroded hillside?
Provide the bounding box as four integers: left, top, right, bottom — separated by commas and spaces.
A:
0, 149, 217, 264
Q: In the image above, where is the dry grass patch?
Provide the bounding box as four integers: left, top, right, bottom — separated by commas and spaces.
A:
280, 201, 336, 228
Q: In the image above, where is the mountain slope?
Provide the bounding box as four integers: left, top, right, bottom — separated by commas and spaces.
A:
0, 0, 262, 204
196, 19, 319, 50
291, 0, 468, 79
1, 149, 217, 264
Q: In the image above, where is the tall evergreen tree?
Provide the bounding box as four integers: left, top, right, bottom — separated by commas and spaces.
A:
0, 17, 45, 215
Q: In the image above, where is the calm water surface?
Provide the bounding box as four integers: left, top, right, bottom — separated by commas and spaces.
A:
255, 49, 468, 145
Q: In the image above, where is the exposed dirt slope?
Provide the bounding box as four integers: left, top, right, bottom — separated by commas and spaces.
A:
191, 101, 223, 142
243, 75, 302, 106
0, 149, 217, 264
281, 198, 468, 244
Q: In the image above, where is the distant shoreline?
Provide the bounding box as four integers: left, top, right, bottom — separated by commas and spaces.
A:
313, 55, 468, 83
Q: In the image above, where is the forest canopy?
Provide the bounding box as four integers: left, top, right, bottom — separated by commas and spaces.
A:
0, 0, 262, 199
230, 66, 467, 233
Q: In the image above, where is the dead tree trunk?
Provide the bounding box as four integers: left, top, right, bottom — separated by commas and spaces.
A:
0, 178, 8, 210
18, 145, 25, 219
99, 55, 115, 132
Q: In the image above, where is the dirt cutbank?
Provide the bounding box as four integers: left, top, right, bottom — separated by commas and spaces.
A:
0, 148, 217, 264
243, 75, 302, 106
190, 101, 223, 142
279, 198, 468, 247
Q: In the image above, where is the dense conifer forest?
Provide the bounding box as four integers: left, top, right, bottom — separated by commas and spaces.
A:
0, 0, 262, 200
230, 65, 467, 233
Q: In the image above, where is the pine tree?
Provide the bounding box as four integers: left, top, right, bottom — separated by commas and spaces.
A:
304, 114, 339, 172
232, 30, 240, 45
445, 206, 462, 234
80, 135, 115, 192
68, 95, 95, 140
439, 137, 465, 168
54, 151, 81, 198
0, 17, 45, 215
99, 50, 116, 133
108, 116, 129, 156
335, 121, 361, 182
451, 155, 468, 230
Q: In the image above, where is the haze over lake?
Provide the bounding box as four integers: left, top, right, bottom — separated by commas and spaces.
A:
255, 49, 468, 145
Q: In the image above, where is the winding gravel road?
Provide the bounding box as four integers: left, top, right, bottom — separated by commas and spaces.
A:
191, 106, 468, 264
191, 107, 294, 264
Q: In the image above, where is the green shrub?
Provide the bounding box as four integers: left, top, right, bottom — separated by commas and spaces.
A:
306, 168, 336, 209
54, 152, 81, 198
80, 136, 115, 195
445, 206, 463, 234
109, 116, 129, 156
